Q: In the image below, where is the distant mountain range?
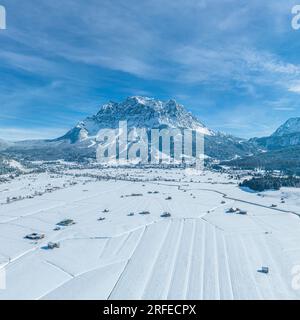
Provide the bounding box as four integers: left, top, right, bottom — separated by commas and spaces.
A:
225, 118, 300, 173
250, 118, 300, 150
1, 96, 300, 171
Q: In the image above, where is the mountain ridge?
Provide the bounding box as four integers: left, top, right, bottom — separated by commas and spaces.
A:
250, 117, 300, 151
1, 97, 299, 165
57, 96, 214, 144
272, 117, 300, 137
225, 117, 300, 172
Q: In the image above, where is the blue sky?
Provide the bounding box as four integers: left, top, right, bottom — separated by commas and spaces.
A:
1, 0, 300, 140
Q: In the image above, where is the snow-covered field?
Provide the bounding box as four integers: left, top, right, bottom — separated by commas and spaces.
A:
1, 167, 300, 299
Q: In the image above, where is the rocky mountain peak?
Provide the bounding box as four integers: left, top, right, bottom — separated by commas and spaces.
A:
272, 117, 300, 137
59, 96, 214, 143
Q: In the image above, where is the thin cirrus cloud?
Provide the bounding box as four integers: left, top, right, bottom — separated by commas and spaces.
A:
288, 83, 300, 93
0, 0, 300, 140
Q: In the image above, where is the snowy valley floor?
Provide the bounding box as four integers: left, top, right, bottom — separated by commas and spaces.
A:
1, 168, 300, 299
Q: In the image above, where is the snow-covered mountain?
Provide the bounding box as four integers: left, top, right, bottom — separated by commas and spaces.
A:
1, 106, 299, 167
250, 117, 300, 150
228, 117, 300, 172
0, 97, 258, 161
272, 118, 300, 137
57, 96, 214, 144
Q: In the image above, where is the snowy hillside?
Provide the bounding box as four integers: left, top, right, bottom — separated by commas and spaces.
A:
0, 155, 25, 175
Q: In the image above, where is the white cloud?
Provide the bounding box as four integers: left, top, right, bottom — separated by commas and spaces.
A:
1, 0, 300, 140
3, 0, 300, 89
288, 83, 300, 93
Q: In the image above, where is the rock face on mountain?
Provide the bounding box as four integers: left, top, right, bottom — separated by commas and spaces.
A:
57, 96, 214, 144
55, 96, 259, 160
